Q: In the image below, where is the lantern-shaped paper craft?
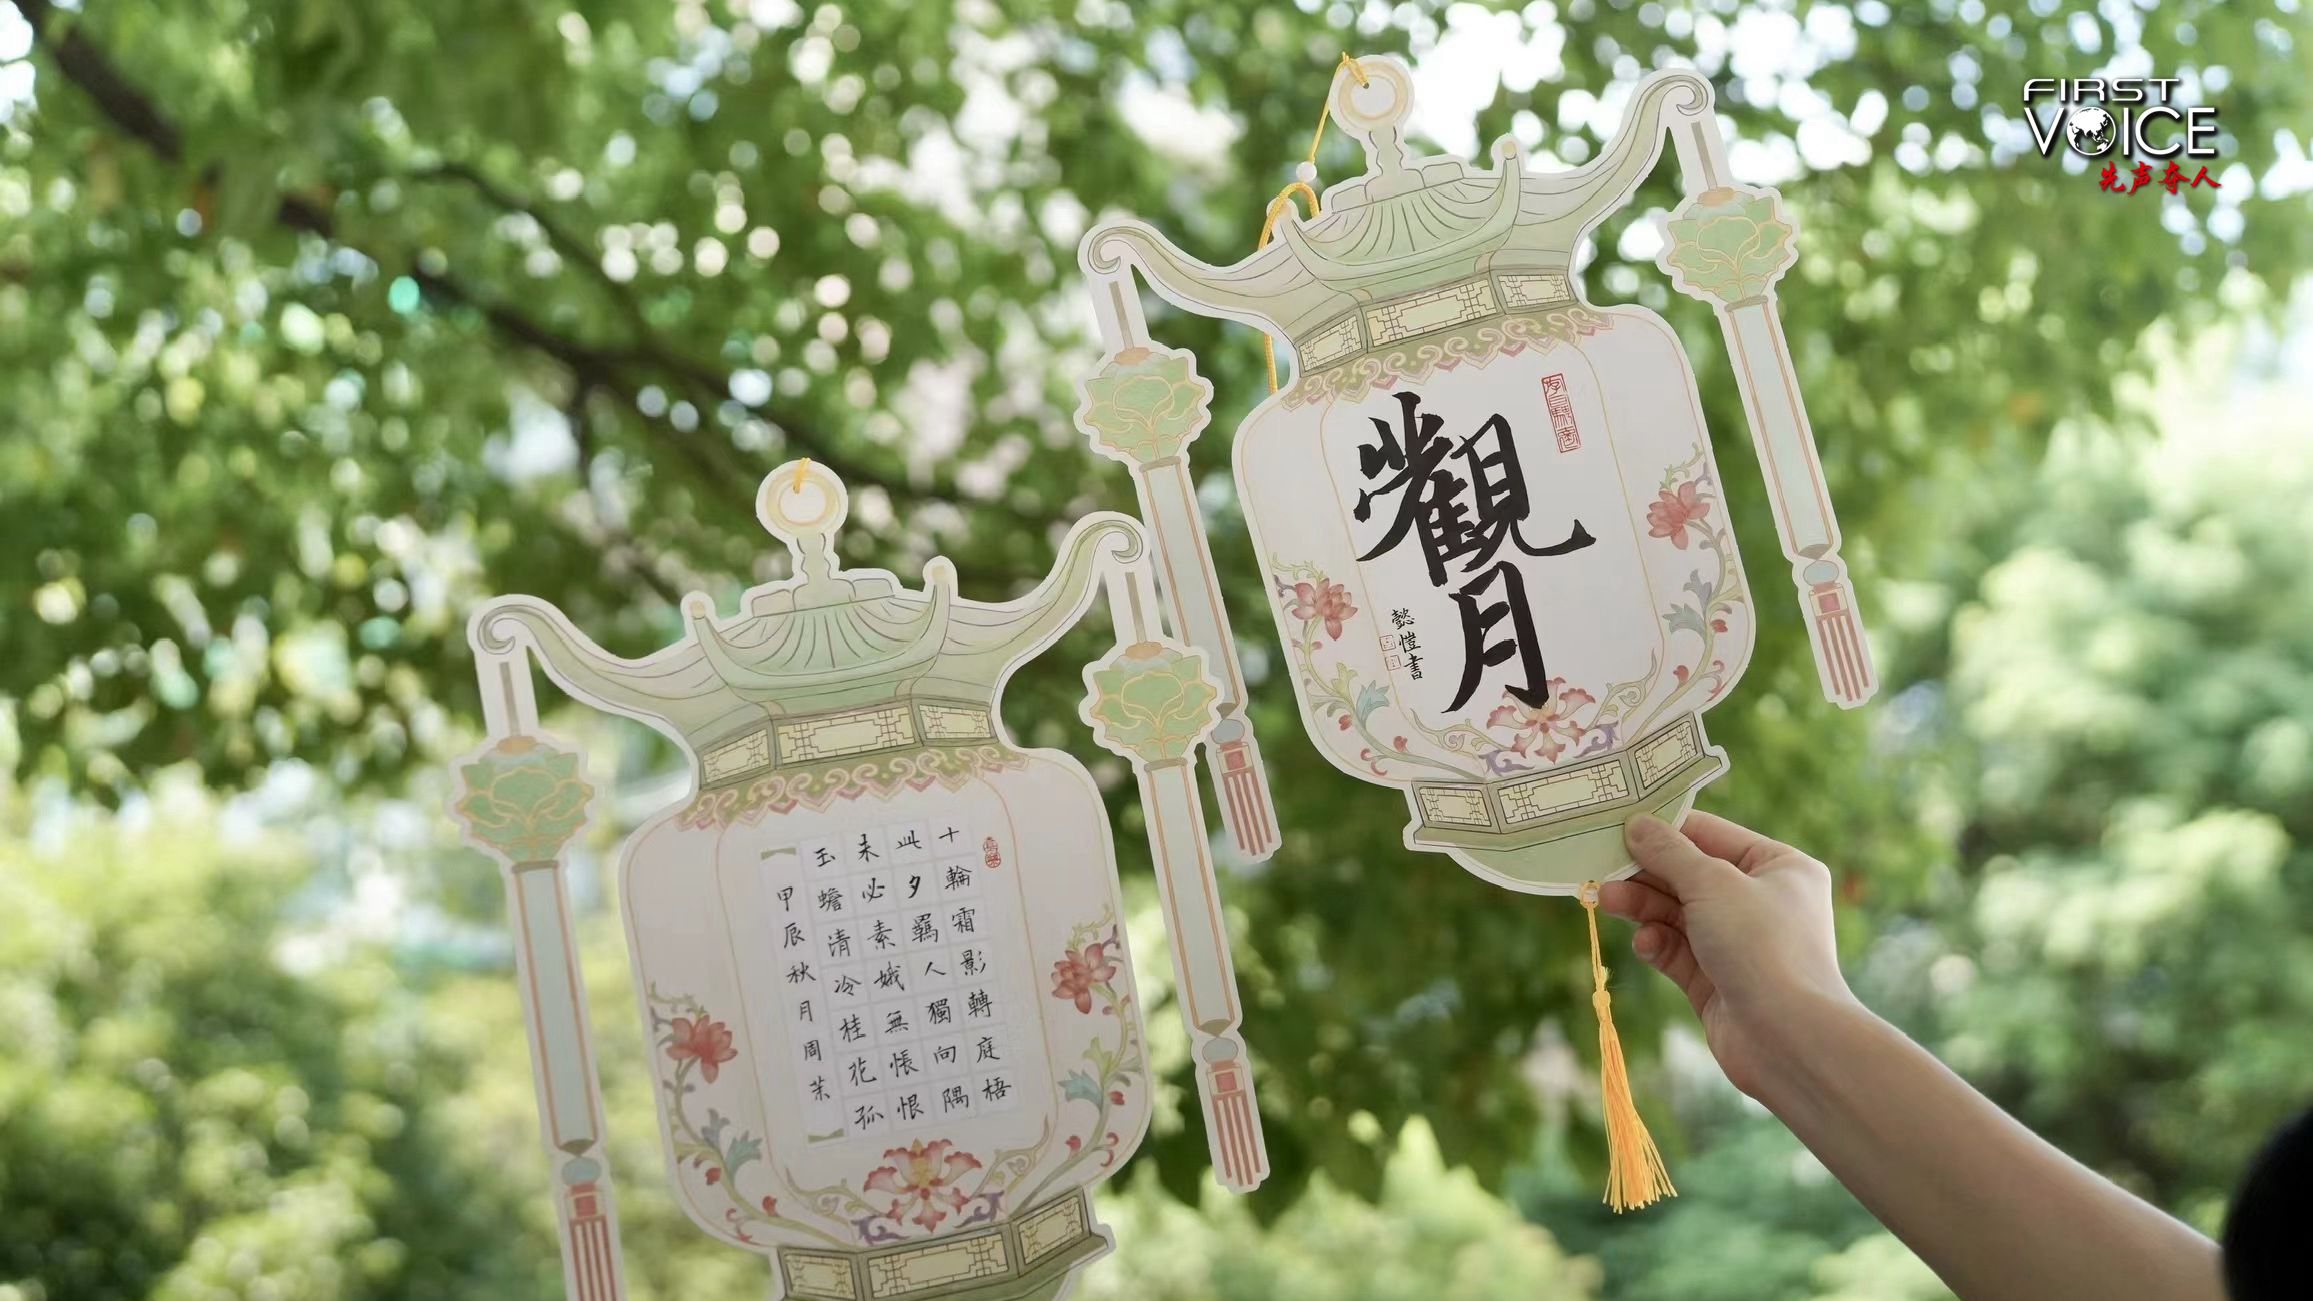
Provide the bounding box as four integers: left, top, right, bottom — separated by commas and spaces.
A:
1078, 61, 1876, 893
456, 462, 1267, 1301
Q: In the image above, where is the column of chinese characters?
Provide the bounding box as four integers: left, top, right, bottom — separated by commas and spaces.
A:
1381, 607, 1424, 681
775, 809, 1023, 1141
1353, 390, 1595, 712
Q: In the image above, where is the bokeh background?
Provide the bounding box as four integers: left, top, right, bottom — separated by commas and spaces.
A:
5, 1, 2312, 1297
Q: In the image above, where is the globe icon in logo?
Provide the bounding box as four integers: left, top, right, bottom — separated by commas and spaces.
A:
2066, 106, 2117, 156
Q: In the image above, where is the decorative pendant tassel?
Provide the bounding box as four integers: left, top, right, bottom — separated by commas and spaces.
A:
1807, 577, 1875, 705
1581, 882, 1676, 1212
1212, 733, 1280, 860
1203, 1048, 1269, 1190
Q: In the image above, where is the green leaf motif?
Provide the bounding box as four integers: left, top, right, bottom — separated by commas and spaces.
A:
723, 1133, 763, 1175
1062, 1070, 1102, 1106
1076, 346, 1210, 465
1662, 186, 1796, 304
451, 736, 593, 863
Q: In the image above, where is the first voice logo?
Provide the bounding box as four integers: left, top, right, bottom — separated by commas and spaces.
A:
2021, 78, 2222, 197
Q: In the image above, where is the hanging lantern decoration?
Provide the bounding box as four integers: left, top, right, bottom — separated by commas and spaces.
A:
1075, 58, 1876, 1208
453, 462, 1267, 1301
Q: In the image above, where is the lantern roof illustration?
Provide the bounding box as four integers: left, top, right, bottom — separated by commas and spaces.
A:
473, 459, 1137, 791
1085, 63, 1711, 368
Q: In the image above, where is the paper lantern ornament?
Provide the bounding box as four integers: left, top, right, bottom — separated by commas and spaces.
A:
453, 462, 1267, 1301
1077, 59, 1875, 895
1075, 58, 1877, 1209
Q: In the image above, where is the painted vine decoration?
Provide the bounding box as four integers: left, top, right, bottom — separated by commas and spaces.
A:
1272, 558, 1504, 781
1635, 443, 1743, 727
1022, 907, 1142, 1205
646, 985, 846, 1248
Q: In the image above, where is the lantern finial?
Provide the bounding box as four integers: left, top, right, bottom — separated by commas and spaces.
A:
758, 457, 849, 597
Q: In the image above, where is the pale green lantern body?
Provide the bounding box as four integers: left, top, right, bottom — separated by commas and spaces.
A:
1082, 67, 1763, 892
473, 468, 1155, 1300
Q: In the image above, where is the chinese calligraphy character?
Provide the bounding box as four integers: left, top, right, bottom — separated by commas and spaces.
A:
1353, 391, 1593, 711
1449, 561, 1550, 710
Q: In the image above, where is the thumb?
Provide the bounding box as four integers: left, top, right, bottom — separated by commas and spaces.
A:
1624, 813, 1741, 899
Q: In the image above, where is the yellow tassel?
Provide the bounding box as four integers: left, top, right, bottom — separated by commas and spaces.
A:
1581, 881, 1676, 1212
1255, 55, 1367, 392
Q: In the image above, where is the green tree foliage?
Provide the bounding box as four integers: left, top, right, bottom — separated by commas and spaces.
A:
1530, 357, 2313, 1298
0, 777, 1610, 1297
1915, 383, 2313, 1223
1077, 1122, 1600, 1301
0, 782, 541, 1298
2, 0, 2308, 1253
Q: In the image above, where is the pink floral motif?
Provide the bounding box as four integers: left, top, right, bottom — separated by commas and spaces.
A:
1485, 681, 1596, 762
863, 1139, 984, 1232
1647, 480, 1712, 549
1050, 939, 1120, 1014
1288, 579, 1359, 640
667, 1014, 738, 1083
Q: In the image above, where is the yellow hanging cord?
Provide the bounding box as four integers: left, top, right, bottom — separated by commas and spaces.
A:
1259, 54, 1369, 392
792, 458, 811, 493
1581, 881, 1676, 1211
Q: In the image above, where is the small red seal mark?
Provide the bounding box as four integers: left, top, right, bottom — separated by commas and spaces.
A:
1542, 374, 1580, 453
982, 835, 1003, 870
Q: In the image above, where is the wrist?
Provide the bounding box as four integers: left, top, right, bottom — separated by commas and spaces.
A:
1743, 986, 1882, 1114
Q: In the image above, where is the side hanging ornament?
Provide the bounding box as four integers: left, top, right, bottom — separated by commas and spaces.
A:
1074, 57, 1877, 1210
453, 461, 1267, 1301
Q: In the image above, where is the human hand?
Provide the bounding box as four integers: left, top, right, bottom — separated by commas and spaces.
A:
1599, 811, 1859, 1101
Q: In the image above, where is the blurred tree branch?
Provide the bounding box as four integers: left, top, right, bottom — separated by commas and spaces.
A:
7, 0, 949, 518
